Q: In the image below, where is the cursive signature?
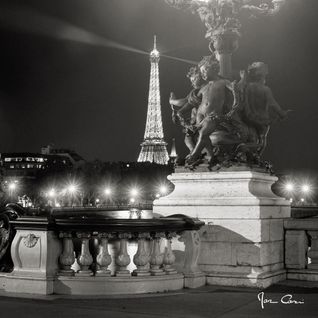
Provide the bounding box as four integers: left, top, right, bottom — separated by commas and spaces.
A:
257, 292, 305, 309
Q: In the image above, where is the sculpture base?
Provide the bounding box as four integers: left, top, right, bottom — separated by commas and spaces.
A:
154, 169, 291, 288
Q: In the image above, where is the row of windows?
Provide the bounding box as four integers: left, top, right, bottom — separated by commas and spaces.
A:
9, 164, 44, 169
4, 157, 45, 163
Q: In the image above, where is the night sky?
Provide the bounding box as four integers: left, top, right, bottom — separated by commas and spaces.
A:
0, 0, 317, 175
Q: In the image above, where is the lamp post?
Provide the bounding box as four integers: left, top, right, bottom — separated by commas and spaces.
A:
7, 181, 19, 202
47, 188, 57, 207
129, 188, 140, 207
104, 187, 112, 206
66, 183, 79, 207
301, 184, 311, 205
284, 183, 294, 202
165, 0, 286, 78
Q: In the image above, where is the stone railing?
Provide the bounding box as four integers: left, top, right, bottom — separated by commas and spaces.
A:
58, 230, 178, 277
1, 213, 205, 295
284, 216, 318, 281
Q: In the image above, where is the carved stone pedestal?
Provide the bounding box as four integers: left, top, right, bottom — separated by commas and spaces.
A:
5, 217, 62, 294
154, 170, 291, 288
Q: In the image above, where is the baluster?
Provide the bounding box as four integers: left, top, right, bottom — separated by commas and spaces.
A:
150, 232, 165, 276
76, 232, 93, 276
133, 233, 151, 276
163, 232, 177, 275
308, 231, 318, 270
59, 232, 75, 276
96, 233, 112, 276
115, 233, 131, 276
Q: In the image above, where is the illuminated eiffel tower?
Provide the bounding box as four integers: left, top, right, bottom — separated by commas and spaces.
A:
137, 36, 169, 165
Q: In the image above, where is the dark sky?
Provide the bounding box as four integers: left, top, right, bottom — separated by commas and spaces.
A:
0, 0, 317, 174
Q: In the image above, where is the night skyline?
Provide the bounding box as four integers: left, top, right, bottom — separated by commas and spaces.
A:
0, 0, 317, 175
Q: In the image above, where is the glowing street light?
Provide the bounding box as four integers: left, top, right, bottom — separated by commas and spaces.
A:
301, 184, 311, 194
7, 181, 19, 202
64, 182, 80, 207
130, 198, 136, 204
130, 188, 139, 197
8, 182, 17, 191
48, 188, 56, 197
67, 184, 78, 194
159, 185, 167, 195
45, 188, 57, 207
104, 188, 112, 196
285, 183, 294, 192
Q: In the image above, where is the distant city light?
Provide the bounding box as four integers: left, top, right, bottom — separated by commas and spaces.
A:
95, 198, 100, 203
130, 188, 139, 197
300, 198, 305, 203
155, 193, 160, 198
8, 183, 17, 191
67, 184, 78, 194
301, 184, 311, 193
285, 183, 294, 192
130, 198, 135, 203
159, 185, 167, 195
48, 188, 56, 197
104, 188, 112, 195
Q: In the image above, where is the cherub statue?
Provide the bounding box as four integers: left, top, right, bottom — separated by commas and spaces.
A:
237, 62, 290, 157
169, 66, 206, 154
185, 54, 233, 166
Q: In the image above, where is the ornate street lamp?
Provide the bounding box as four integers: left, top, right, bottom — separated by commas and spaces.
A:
165, 0, 286, 78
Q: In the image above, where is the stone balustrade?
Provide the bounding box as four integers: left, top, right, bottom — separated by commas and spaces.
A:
284, 217, 318, 281
58, 230, 177, 277
1, 213, 205, 295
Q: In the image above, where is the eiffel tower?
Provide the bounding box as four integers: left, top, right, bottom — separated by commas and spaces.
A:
137, 36, 169, 165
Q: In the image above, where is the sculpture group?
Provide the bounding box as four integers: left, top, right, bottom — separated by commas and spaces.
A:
166, 0, 288, 170
170, 55, 288, 169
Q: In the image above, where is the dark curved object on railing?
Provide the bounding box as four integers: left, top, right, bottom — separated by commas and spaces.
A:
53, 215, 204, 234
9, 211, 204, 238
0, 204, 27, 271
